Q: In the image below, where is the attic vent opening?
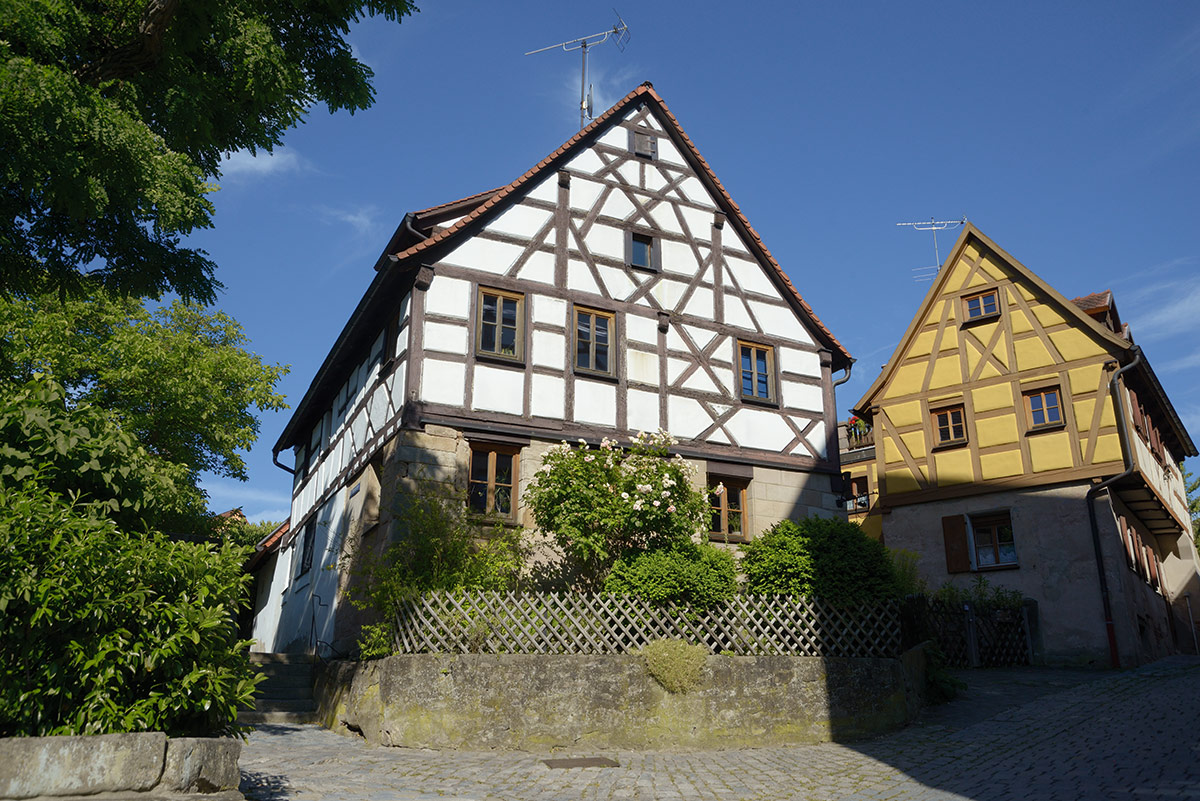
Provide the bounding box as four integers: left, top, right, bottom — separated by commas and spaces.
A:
630, 129, 657, 159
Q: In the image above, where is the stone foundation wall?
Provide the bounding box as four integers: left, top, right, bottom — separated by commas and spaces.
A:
314, 649, 927, 750
0, 732, 241, 800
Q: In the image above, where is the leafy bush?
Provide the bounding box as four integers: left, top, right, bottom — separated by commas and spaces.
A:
641, 639, 708, 694
604, 543, 737, 609
934, 574, 1023, 610
740, 517, 899, 605
344, 480, 525, 658
0, 480, 260, 737
525, 431, 708, 588
890, 549, 927, 597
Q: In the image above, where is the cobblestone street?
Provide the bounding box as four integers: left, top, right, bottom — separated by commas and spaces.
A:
240, 656, 1200, 801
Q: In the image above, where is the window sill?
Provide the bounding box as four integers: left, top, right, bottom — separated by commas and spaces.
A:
740, 394, 779, 410
974, 563, 1019, 572
708, 532, 751, 545
960, 311, 1001, 327
575, 369, 619, 384
931, 439, 969, 452
627, 263, 660, 274
1025, 422, 1066, 436
475, 351, 526, 369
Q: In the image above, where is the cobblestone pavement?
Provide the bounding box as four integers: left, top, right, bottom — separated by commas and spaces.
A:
240, 656, 1200, 801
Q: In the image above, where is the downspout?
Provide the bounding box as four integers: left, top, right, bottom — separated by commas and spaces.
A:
1086, 345, 1142, 669
272, 448, 295, 476
832, 359, 854, 389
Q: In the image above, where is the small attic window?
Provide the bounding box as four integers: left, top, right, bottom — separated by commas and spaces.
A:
629, 129, 657, 159
963, 289, 1000, 322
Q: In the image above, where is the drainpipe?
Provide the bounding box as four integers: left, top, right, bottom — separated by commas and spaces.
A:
832, 359, 854, 389
272, 448, 295, 476
1086, 345, 1142, 669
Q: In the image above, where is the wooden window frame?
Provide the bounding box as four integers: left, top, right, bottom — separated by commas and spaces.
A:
625, 231, 661, 272
968, 512, 1018, 570
962, 289, 1001, 323
738, 340, 776, 404
468, 444, 520, 522
573, 306, 617, 378
628, 128, 658, 160
475, 286, 525, 363
294, 516, 317, 579
708, 477, 750, 544
931, 404, 968, 448
1023, 386, 1065, 431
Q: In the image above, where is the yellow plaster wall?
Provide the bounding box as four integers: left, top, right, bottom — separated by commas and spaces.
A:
980, 255, 1006, 281
900, 431, 928, 460
910, 329, 936, 358
928, 356, 962, 390
885, 362, 925, 399
882, 435, 905, 466
1029, 431, 1074, 472
1031, 303, 1063, 329
886, 401, 923, 428
980, 450, 1024, 479
1009, 309, 1033, 334
1014, 337, 1055, 370
972, 383, 1013, 412
884, 466, 920, 494
934, 448, 974, 485
1049, 327, 1106, 362
1092, 433, 1122, 465
1069, 366, 1100, 396
976, 415, 1019, 449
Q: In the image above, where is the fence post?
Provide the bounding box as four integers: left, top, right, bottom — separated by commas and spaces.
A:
964, 602, 980, 668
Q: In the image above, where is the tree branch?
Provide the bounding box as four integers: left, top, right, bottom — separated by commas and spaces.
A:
75, 0, 182, 86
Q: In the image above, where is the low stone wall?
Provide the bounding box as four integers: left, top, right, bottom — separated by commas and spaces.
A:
0, 732, 242, 800
315, 647, 927, 750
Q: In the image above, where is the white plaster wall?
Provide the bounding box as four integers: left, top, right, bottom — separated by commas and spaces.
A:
725, 407, 795, 451
250, 550, 282, 653
531, 295, 566, 327
574, 380, 616, 427
273, 492, 346, 653
532, 331, 565, 369
424, 321, 469, 356
421, 359, 466, 406
473, 364, 525, 415
531, 374, 565, 419
425, 276, 471, 318
440, 237, 525, 276
628, 389, 660, 433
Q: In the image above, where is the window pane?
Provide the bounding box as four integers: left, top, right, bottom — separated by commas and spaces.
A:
728, 510, 742, 534
982, 292, 998, 314
757, 371, 768, 398
632, 236, 651, 267
1045, 392, 1061, 423
468, 483, 487, 513
577, 339, 590, 370
494, 486, 511, 515
595, 345, 608, 373
481, 294, 497, 324
710, 510, 723, 533
495, 454, 513, 485
577, 312, 591, 342
595, 316, 608, 345
500, 325, 516, 354
501, 298, 517, 327
470, 451, 489, 483
967, 297, 981, 317
480, 322, 496, 353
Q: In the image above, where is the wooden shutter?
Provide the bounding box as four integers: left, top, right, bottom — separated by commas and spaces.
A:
1128, 387, 1143, 433
942, 515, 970, 574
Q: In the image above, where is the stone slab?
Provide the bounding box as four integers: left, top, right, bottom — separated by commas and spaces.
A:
161, 737, 242, 793
0, 732, 166, 799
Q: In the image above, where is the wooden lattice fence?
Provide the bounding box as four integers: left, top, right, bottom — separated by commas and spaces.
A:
913, 598, 1034, 668
393, 591, 900, 658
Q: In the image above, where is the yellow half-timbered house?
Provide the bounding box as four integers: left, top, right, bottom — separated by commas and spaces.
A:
850, 223, 1199, 667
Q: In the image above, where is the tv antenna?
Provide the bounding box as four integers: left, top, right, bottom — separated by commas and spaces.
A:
896, 217, 967, 282
526, 11, 631, 131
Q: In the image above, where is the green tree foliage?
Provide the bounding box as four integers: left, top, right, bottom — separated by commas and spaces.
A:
0, 377, 209, 538
741, 517, 899, 606
605, 544, 737, 609
525, 432, 710, 589
0, 0, 418, 300
1184, 466, 1200, 546
344, 480, 525, 658
0, 287, 287, 481
219, 516, 283, 550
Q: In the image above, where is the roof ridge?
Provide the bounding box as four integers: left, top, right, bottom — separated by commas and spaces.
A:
415, 186, 505, 217
386, 82, 850, 366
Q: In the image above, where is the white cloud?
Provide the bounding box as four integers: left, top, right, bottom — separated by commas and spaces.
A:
219, 148, 306, 178
202, 478, 291, 509
1124, 276, 1200, 343
1164, 351, 1200, 374
317, 204, 382, 236
247, 508, 291, 526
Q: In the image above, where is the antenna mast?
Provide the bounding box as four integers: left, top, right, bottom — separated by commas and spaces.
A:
896, 217, 967, 281
526, 12, 631, 131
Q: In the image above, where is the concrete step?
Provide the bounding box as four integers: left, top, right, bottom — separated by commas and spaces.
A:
238, 709, 317, 725
254, 664, 314, 684
249, 698, 316, 714
256, 684, 313, 701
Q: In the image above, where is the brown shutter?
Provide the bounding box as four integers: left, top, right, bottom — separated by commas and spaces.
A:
1129, 388, 1144, 433
942, 515, 970, 574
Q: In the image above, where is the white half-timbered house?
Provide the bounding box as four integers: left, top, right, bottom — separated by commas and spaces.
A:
252, 84, 853, 654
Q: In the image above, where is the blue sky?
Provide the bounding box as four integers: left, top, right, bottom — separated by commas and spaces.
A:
193, 2, 1200, 522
